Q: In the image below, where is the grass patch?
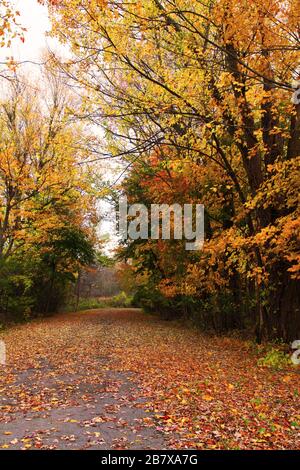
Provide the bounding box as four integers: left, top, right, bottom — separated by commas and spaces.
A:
257, 347, 292, 370
65, 291, 133, 312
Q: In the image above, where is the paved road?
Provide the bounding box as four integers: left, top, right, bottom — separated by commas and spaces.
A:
0, 309, 168, 450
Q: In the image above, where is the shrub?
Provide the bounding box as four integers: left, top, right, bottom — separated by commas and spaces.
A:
258, 348, 292, 369
68, 292, 134, 312
110, 291, 133, 308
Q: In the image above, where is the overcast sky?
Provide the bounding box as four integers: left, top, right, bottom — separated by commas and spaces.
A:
0, 0, 118, 254
0, 0, 59, 63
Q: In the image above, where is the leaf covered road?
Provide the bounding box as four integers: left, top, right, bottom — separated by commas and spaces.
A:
0, 309, 299, 450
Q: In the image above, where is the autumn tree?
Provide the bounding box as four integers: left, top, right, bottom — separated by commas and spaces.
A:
45, 0, 300, 341
0, 67, 99, 321
0, 0, 25, 48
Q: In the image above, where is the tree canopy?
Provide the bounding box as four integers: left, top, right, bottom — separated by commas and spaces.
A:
41, 0, 300, 341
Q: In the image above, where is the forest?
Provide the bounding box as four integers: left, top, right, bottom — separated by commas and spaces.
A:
1, 0, 299, 341
0, 0, 299, 453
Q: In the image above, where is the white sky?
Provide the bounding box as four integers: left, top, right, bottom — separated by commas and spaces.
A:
0, 0, 119, 255
0, 0, 59, 62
